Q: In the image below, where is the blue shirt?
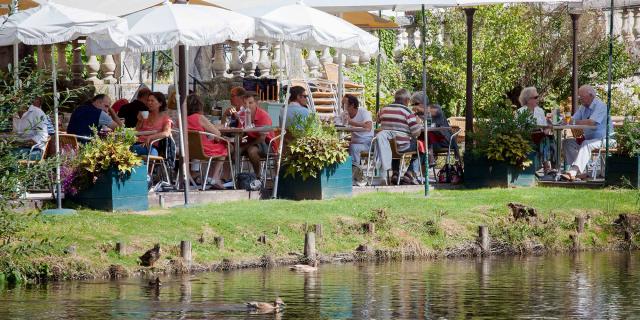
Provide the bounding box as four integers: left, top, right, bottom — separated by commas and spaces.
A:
573, 97, 614, 140
283, 102, 310, 128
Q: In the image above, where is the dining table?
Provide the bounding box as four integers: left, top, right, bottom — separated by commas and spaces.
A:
219, 126, 278, 176
537, 123, 597, 176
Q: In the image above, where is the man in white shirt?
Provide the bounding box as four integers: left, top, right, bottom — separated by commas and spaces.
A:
13, 97, 50, 159
344, 94, 374, 166
561, 85, 615, 181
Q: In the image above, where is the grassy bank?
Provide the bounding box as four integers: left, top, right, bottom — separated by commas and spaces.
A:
2, 187, 638, 283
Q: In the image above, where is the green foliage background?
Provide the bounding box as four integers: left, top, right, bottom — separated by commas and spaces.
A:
348, 5, 637, 118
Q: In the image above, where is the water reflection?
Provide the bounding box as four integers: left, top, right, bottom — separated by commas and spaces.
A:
1, 252, 640, 319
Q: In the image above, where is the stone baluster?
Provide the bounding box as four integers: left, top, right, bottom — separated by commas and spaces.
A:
622, 9, 634, 43
346, 54, 360, 67
332, 50, 346, 65
320, 47, 333, 66
38, 45, 53, 71
228, 41, 243, 79
71, 40, 84, 86
406, 25, 416, 48
257, 42, 271, 78
273, 42, 284, 78
414, 29, 422, 48
243, 40, 256, 78
306, 49, 322, 78
633, 9, 640, 43
212, 43, 228, 78
393, 29, 406, 61
56, 43, 68, 77
101, 54, 117, 84
359, 52, 371, 65
85, 55, 103, 85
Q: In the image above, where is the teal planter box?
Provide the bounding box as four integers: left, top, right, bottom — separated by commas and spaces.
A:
464, 153, 537, 188
71, 164, 149, 211
605, 154, 640, 188
278, 157, 352, 200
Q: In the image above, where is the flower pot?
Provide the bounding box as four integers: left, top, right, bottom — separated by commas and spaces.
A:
278, 156, 352, 200
605, 154, 640, 188
464, 153, 537, 188
70, 164, 149, 211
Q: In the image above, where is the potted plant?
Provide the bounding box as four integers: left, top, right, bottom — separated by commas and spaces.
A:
606, 120, 640, 188
63, 127, 148, 211
277, 114, 352, 200
465, 107, 538, 188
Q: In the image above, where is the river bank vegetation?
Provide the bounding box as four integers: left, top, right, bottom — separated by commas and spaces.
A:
1, 188, 638, 285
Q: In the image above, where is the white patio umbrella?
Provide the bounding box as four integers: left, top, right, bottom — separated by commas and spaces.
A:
0, 1, 127, 214
87, 1, 255, 205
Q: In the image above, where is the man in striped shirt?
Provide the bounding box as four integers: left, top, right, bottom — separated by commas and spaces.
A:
377, 89, 422, 183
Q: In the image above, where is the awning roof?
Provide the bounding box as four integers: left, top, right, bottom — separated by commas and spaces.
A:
343, 11, 399, 30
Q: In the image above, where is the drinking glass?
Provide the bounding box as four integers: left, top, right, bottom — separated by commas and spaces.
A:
565, 112, 572, 125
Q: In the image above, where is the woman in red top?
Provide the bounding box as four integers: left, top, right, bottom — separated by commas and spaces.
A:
132, 92, 172, 156
186, 94, 229, 189
240, 91, 274, 178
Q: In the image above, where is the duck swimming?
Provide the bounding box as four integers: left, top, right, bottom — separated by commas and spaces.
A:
246, 297, 285, 313
289, 260, 318, 272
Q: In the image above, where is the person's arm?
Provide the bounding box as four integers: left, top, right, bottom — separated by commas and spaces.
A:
98, 111, 119, 130
107, 107, 123, 127
198, 115, 232, 143
142, 118, 172, 145
347, 111, 373, 130
407, 114, 422, 138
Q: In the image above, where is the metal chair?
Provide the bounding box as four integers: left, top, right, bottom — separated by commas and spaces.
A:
187, 130, 235, 191
262, 129, 285, 185
145, 137, 173, 188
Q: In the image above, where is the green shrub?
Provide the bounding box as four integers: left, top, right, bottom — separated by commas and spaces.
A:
616, 120, 640, 157
283, 114, 348, 180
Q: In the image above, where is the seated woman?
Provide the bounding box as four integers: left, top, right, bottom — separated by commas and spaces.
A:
238, 91, 275, 179
517, 86, 554, 174
186, 94, 229, 190
132, 92, 172, 157
410, 92, 460, 166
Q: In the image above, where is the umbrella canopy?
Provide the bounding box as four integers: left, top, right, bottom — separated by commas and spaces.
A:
200, 0, 379, 55
0, 1, 127, 46
32, 0, 166, 17
87, 1, 255, 54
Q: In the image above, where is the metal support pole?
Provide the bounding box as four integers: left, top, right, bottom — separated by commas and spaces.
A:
570, 13, 580, 115
151, 51, 156, 91
375, 10, 382, 118
421, 5, 430, 197
174, 46, 189, 205
604, 0, 614, 175
464, 8, 476, 153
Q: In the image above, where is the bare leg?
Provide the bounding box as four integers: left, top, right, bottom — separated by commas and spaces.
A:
246, 145, 262, 177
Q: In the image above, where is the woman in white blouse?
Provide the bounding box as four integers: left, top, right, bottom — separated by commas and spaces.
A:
517, 87, 554, 175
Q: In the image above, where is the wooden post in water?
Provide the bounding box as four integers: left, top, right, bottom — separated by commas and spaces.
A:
575, 216, 585, 233
116, 242, 126, 255
258, 234, 267, 244
275, 226, 280, 235
304, 232, 316, 261
214, 236, 224, 250
570, 234, 580, 251
315, 224, 323, 239
180, 240, 192, 263
478, 226, 490, 255
159, 195, 165, 209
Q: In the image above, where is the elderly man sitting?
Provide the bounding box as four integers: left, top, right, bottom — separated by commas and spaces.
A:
560, 85, 615, 181
375, 89, 422, 185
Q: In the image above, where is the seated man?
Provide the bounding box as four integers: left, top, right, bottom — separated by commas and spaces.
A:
239, 91, 275, 179
343, 94, 374, 167
67, 94, 122, 138
221, 87, 246, 128
376, 89, 422, 184
561, 85, 615, 181
410, 92, 460, 164
118, 87, 150, 128
12, 97, 49, 160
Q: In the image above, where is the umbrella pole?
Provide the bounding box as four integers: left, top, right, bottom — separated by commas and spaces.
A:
337, 49, 344, 105
421, 5, 430, 197
13, 44, 19, 89
375, 10, 382, 119
42, 44, 75, 215
151, 51, 156, 91
172, 47, 189, 205
272, 41, 289, 199
604, 0, 614, 175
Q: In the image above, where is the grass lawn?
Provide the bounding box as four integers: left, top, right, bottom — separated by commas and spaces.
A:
9, 187, 639, 281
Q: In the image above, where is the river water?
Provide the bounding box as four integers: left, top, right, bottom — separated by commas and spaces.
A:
1, 252, 639, 319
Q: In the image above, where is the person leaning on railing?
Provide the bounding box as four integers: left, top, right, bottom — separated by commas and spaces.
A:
131, 92, 172, 157
517, 86, 555, 175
